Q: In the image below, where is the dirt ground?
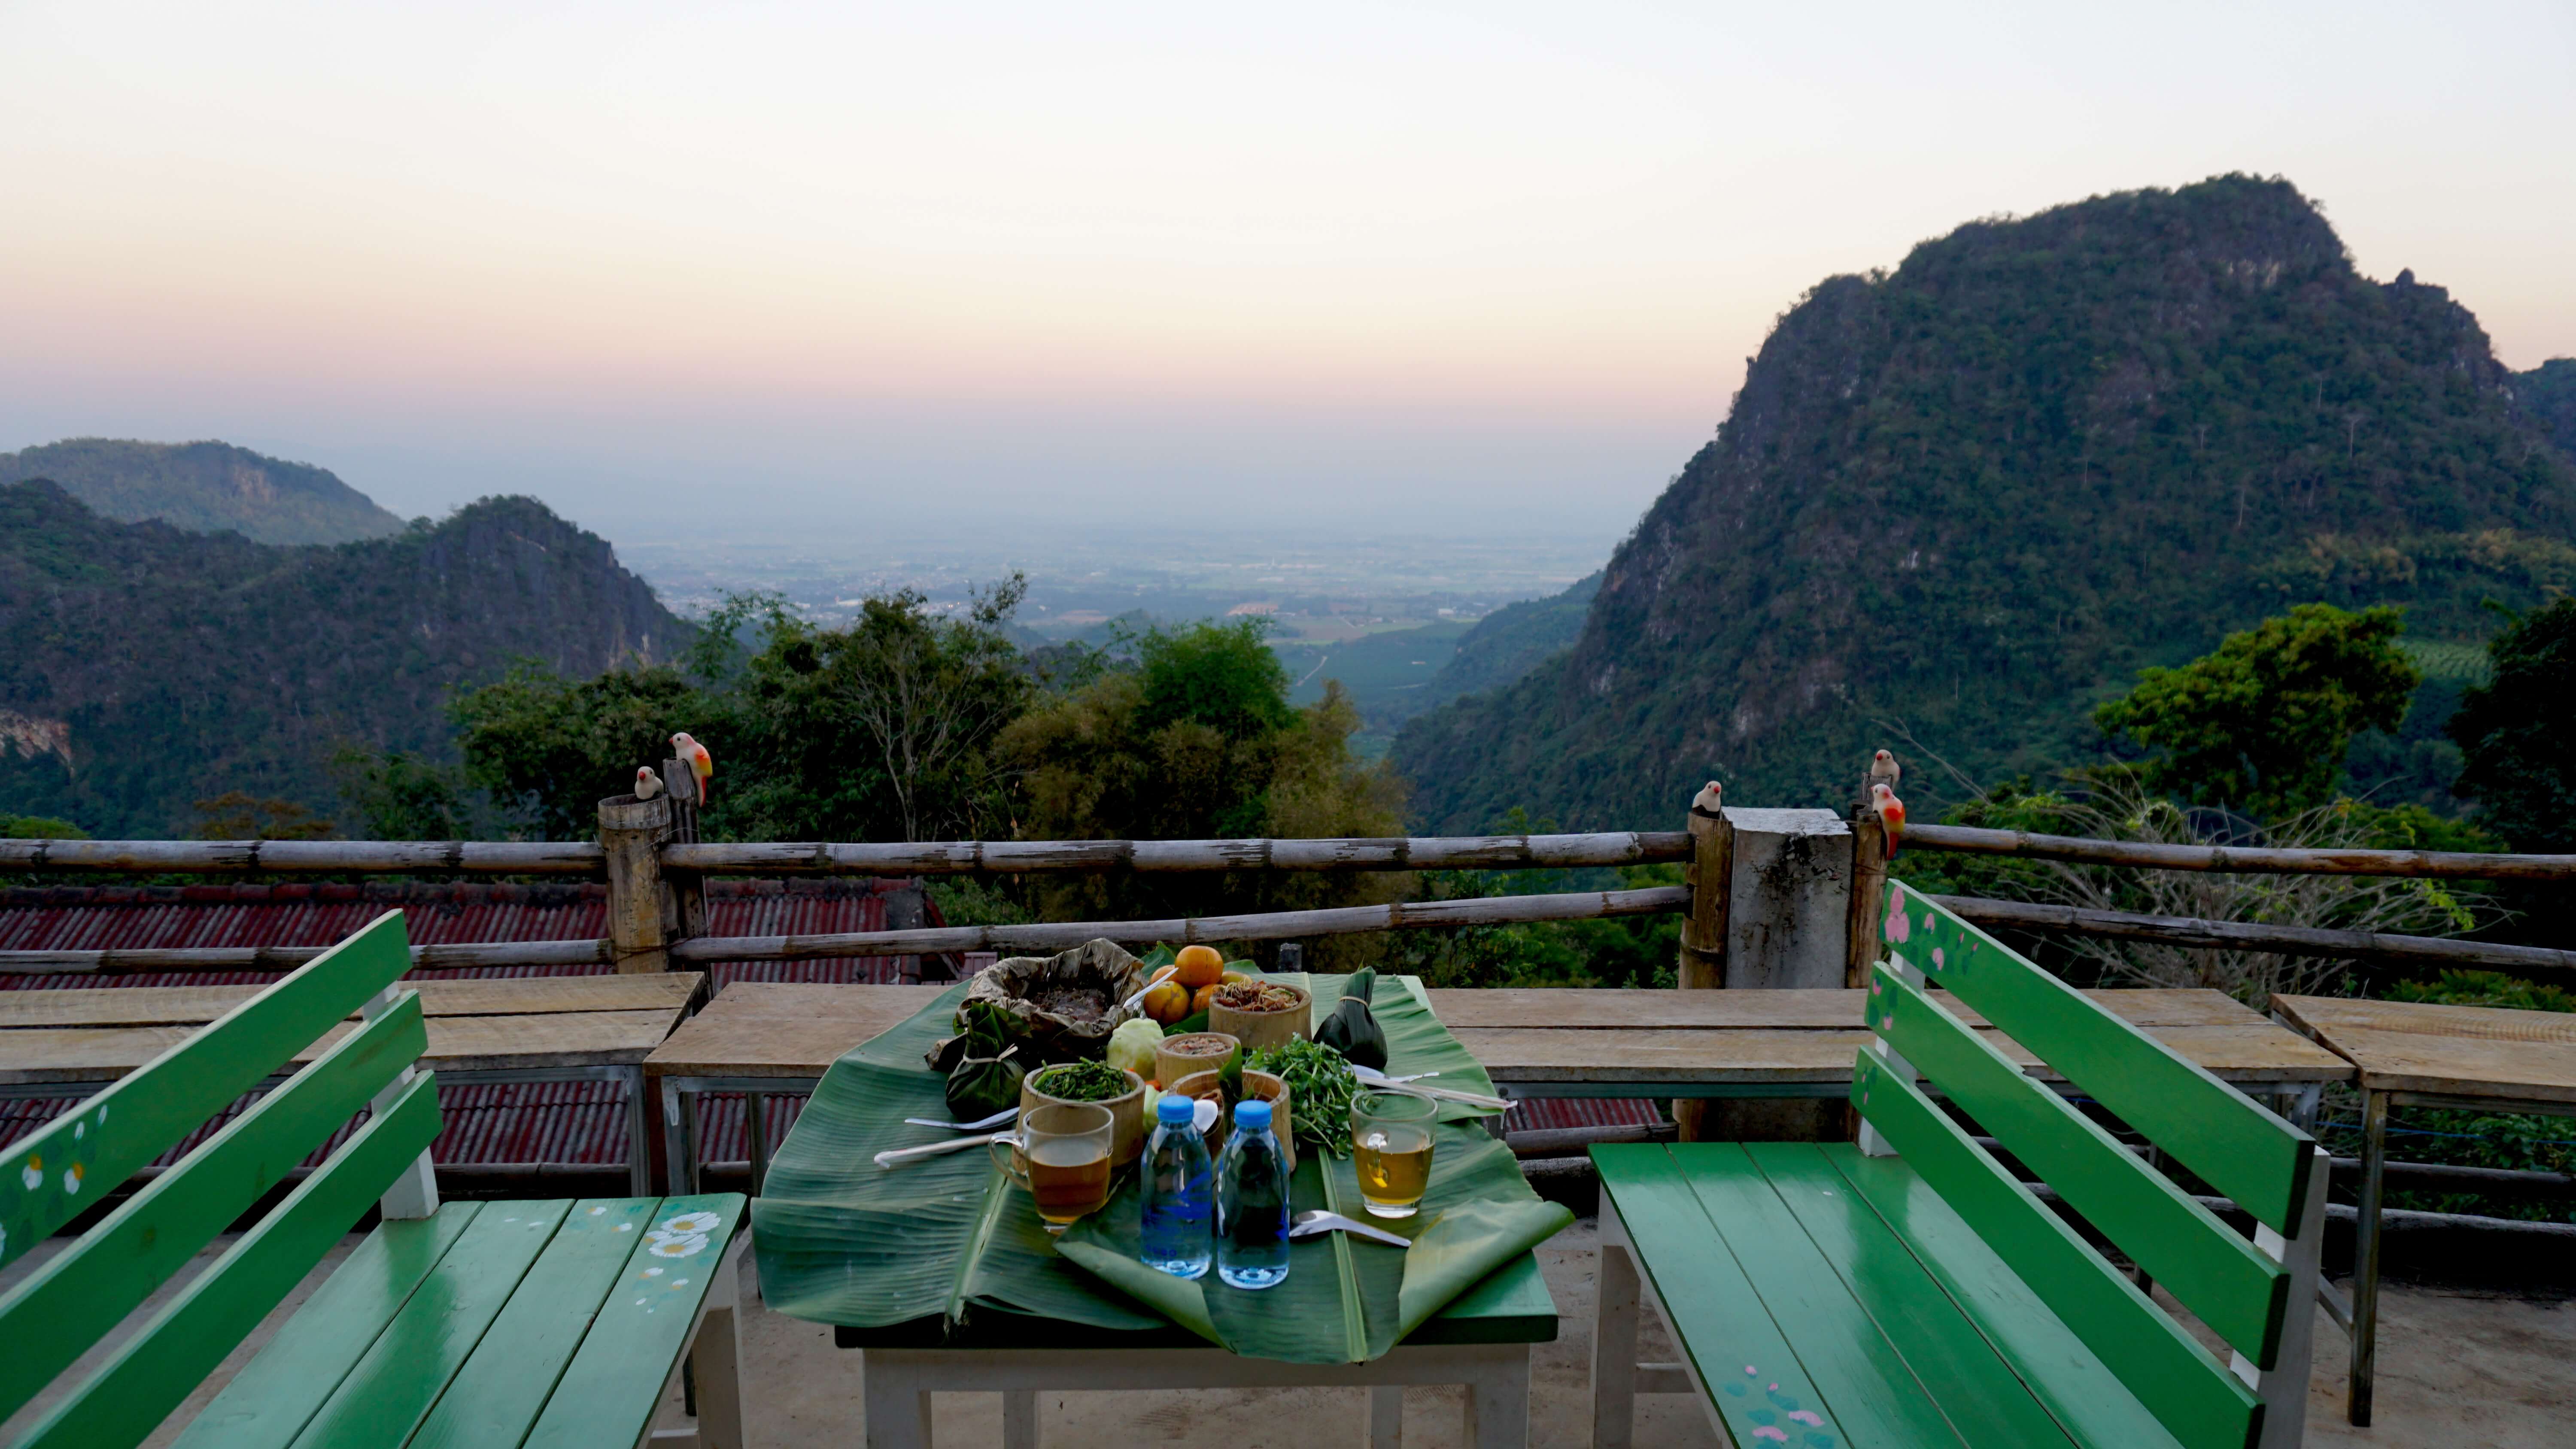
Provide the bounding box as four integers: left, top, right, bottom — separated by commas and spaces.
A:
6, 1217, 2569, 1446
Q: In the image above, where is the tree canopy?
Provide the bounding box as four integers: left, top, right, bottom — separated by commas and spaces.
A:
2449, 596, 2576, 852
2093, 603, 2419, 820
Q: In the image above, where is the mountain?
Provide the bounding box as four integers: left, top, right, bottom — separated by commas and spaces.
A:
0, 483, 689, 835
1428, 572, 1601, 704
1395, 176, 2576, 833
0, 439, 407, 545
2523, 359, 2576, 464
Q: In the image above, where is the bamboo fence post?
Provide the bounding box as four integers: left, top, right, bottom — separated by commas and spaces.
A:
659, 759, 708, 946
599, 792, 674, 974
1673, 782, 1734, 1143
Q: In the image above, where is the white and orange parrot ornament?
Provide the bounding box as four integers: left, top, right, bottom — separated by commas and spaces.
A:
1869, 749, 1901, 794
633, 766, 664, 801
1871, 782, 1906, 858
671, 732, 714, 805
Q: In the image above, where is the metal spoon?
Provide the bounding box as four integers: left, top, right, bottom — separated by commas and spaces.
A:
874, 1130, 1015, 1169
1289, 1210, 1411, 1249
1120, 966, 1179, 1014
902, 1108, 1018, 1132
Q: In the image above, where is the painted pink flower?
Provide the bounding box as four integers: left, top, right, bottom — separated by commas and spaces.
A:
1883, 900, 1910, 944
1788, 1410, 1825, 1426
1750, 1429, 1789, 1443
1931, 946, 1944, 970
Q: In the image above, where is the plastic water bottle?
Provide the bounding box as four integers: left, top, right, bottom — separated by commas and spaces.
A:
1215, 1097, 1291, 1290
1139, 1093, 1213, 1279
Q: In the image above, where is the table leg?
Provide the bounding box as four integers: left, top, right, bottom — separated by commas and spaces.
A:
1592, 1237, 1640, 1449
747, 1091, 770, 1198
2349, 1088, 2388, 1427
1368, 1385, 1403, 1448
681, 1087, 703, 1197
862, 1355, 933, 1449
626, 1065, 653, 1197
662, 1078, 689, 1197
1002, 1389, 1037, 1448
1463, 1347, 1530, 1449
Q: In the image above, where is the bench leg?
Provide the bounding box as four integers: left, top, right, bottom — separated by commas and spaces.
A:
1002, 1389, 1037, 1448
1462, 1348, 1529, 1449
1592, 1231, 1641, 1449
862, 1355, 933, 1449
690, 1242, 746, 1449
1368, 1385, 1403, 1447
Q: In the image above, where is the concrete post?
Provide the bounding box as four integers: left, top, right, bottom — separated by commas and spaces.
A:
1704, 806, 1854, 1140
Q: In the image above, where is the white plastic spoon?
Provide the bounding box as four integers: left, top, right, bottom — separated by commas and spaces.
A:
901, 1108, 1018, 1132
874, 1130, 1015, 1169
1349, 1066, 1512, 1112
1288, 1210, 1411, 1248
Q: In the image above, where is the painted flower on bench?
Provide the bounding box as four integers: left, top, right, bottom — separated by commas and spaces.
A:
1725, 1369, 1835, 1446
644, 1209, 724, 1258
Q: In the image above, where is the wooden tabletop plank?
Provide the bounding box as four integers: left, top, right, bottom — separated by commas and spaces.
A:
643, 984, 945, 1077
0, 975, 703, 1030
0, 1007, 687, 1083
1461, 1022, 2351, 1086
2273, 1023, 2576, 1101
1425, 987, 2263, 1031
2272, 994, 2576, 1047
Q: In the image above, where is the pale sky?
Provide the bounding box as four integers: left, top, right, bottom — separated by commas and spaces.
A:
3, 1, 2571, 548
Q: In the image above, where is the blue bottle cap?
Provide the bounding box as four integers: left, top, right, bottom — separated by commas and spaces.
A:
1234, 1098, 1272, 1131
1157, 1093, 1195, 1124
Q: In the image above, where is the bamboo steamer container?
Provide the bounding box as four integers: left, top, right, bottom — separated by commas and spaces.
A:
1206, 983, 1311, 1055
1021, 1066, 1147, 1168
1154, 1032, 1239, 1090
1169, 1067, 1294, 1172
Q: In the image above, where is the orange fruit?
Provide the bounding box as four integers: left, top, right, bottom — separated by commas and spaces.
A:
1173, 944, 1226, 988
1191, 982, 1222, 1015
1142, 980, 1190, 1024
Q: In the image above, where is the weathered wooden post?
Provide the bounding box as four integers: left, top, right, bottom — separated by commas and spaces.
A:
659, 758, 708, 943
600, 791, 673, 973
1671, 782, 1732, 1142
1846, 802, 1890, 989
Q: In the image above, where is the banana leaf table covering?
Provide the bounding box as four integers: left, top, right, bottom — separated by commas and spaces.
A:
753, 971, 1572, 1364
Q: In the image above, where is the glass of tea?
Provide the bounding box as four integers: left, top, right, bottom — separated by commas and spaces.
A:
993, 1101, 1116, 1232
1351, 1090, 1438, 1218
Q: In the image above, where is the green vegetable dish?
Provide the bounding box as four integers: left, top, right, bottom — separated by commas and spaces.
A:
1031, 1060, 1135, 1102
1246, 1038, 1361, 1157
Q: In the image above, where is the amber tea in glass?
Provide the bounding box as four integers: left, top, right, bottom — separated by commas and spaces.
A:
993, 1101, 1115, 1231
1351, 1090, 1438, 1218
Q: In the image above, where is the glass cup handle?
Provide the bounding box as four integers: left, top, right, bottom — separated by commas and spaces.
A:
988, 1134, 1029, 1188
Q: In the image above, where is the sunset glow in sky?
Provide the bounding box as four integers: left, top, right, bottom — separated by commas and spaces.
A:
4, 1, 2572, 545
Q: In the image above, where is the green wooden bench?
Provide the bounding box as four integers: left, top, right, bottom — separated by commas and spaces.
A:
1591, 883, 2329, 1449
0, 911, 749, 1449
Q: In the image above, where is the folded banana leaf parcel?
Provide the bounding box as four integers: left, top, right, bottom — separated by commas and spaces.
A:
753, 964, 1572, 1363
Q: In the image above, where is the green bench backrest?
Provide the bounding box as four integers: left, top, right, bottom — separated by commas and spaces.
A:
0, 911, 441, 1448
1857, 882, 2320, 1449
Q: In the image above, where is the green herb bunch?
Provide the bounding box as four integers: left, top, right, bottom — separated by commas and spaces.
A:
1032, 1060, 1133, 1102
1246, 1038, 1360, 1156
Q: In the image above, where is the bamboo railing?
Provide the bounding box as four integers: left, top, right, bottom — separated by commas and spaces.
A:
1937, 895, 2576, 976
1905, 823, 2576, 880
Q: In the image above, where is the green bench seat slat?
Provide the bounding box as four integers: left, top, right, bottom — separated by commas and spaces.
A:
1881, 883, 2312, 1234
1824, 1146, 2186, 1449
170, 1204, 484, 1449
1741, 1143, 2079, 1449
521, 1194, 745, 1449
1591, 1144, 1885, 1449
0, 911, 413, 1270
1852, 1055, 2260, 1449
282, 1198, 578, 1448
15, 1070, 444, 1449
0, 993, 427, 1425
403, 1198, 668, 1449
1871, 964, 2290, 1365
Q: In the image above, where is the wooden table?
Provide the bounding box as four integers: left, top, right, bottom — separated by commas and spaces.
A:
2271, 994, 2576, 1427
646, 982, 943, 1193
1434, 987, 2351, 1110
0, 973, 703, 1194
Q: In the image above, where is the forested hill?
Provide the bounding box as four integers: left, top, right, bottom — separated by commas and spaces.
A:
2524, 359, 2576, 463
0, 439, 407, 545
0, 483, 688, 835
1396, 175, 2576, 833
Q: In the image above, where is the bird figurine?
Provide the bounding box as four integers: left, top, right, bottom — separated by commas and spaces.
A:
1872, 782, 1907, 858
633, 766, 664, 801
1690, 779, 1723, 817
671, 731, 714, 805
1869, 749, 1901, 793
